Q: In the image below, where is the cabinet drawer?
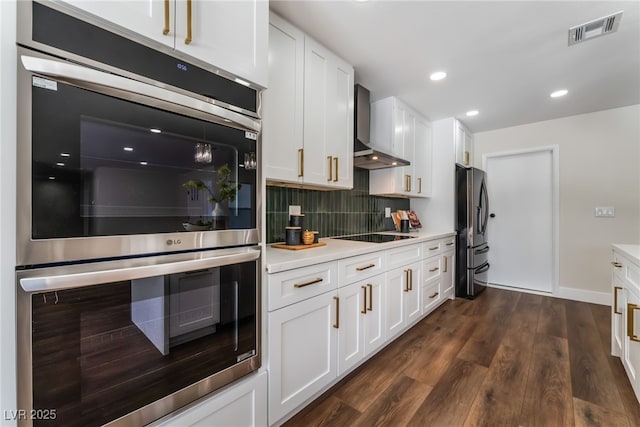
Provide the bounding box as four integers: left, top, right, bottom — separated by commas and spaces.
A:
613, 252, 640, 293
423, 236, 455, 257
338, 252, 385, 285
423, 257, 442, 282
386, 244, 422, 269
267, 262, 338, 311
422, 280, 442, 315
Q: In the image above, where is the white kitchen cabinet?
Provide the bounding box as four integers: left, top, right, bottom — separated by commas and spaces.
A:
611, 247, 640, 402
386, 261, 421, 339
264, 13, 354, 189
455, 120, 474, 166
337, 274, 385, 376
62, 0, 268, 87
369, 97, 432, 198
151, 371, 267, 427
268, 291, 338, 424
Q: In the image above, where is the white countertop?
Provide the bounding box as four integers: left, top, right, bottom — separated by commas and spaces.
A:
265, 230, 455, 273
613, 244, 640, 265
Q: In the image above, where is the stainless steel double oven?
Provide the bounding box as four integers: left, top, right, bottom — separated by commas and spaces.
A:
15, 2, 261, 426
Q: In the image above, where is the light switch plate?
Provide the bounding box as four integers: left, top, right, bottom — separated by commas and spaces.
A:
595, 207, 615, 217
289, 205, 301, 216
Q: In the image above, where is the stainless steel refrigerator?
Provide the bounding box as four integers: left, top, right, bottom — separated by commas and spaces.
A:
455, 165, 490, 298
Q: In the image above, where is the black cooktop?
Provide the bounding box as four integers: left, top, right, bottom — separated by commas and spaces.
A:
334, 233, 415, 243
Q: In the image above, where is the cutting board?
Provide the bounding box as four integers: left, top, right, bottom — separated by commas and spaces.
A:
271, 242, 327, 250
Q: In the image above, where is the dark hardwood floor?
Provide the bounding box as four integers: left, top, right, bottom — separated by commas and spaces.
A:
283, 287, 640, 427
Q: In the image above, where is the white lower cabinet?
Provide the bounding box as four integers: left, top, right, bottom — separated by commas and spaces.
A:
337, 274, 386, 376
151, 371, 267, 427
611, 247, 640, 403
268, 291, 338, 424
386, 261, 421, 339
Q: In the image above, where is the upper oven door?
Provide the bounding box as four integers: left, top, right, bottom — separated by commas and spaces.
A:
17, 48, 261, 266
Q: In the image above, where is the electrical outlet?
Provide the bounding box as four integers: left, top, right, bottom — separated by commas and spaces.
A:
289, 205, 301, 216
595, 207, 615, 217
385, 207, 391, 218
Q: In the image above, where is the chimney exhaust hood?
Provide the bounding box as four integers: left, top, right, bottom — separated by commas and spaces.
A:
353, 84, 410, 170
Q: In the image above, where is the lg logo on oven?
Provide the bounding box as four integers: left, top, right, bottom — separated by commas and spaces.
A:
166, 239, 182, 246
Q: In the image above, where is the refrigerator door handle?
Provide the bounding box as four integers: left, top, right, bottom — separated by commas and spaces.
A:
480, 180, 489, 235
475, 245, 490, 255
476, 262, 490, 274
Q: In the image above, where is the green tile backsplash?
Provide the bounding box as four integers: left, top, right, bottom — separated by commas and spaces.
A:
266, 169, 409, 243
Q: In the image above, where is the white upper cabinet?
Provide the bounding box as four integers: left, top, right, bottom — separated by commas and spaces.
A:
264, 13, 354, 190
369, 97, 432, 198
62, 0, 268, 87
455, 120, 474, 166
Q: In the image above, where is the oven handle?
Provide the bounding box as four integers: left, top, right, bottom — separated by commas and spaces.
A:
20, 54, 260, 133
19, 248, 260, 293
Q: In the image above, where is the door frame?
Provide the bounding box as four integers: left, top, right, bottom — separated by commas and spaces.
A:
481, 145, 560, 295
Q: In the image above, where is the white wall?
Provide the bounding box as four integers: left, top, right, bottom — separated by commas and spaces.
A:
474, 105, 640, 299
1, 1, 17, 425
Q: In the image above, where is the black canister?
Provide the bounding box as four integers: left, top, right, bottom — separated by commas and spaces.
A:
285, 226, 302, 245
400, 219, 410, 233
313, 231, 319, 244
289, 214, 304, 228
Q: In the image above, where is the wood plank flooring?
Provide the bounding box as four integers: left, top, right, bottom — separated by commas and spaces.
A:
283, 287, 640, 427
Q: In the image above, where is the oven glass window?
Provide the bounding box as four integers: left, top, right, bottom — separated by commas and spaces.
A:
30, 261, 257, 426
31, 80, 257, 239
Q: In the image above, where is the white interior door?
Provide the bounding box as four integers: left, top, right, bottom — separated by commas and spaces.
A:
485, 148, 555, 293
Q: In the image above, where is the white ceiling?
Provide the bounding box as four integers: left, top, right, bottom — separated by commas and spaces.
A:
269, 0, 640, 133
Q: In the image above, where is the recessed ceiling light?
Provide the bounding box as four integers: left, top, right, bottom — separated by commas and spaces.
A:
124, 147, 134, 152
140, 161, 148, 165
60, 152, 70, 157
150, 128, 162, 134
466, 110, 479, 117
550, 89, 568, 98
429, 71, 447, 81
391, 162, 397, 166
48, 176, 55, 180
56, 162, 65, 167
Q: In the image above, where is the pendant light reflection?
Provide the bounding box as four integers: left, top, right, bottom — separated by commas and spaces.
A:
195, 143, 212, 164
244, 152, 257, 170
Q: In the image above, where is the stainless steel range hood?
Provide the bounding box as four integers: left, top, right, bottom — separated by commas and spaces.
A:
354, 84, 410, 170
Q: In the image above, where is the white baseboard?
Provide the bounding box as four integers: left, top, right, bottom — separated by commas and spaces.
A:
556, 286, 610, 306
487, 283, 610, 306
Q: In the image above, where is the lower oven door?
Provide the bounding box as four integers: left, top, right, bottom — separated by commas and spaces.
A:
16, 246, 261, 427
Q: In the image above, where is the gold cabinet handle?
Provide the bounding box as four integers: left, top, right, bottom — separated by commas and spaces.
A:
418, 177, 422, 194
404, 269, 410, 292
356, 263, 376, 272
628, 303, 640, 342
163, 0, 170, 35
429, 292, 439, 299
367, 284, 373, 311
333, 296, 340, 328
408, 268, 413, 291
614, 286, 623, 315
298, 149, 304, 177
293, 277, 323, 288
612, 261, 623, 268
361, 286, 367, 314
464, 150, 470, 165
443, 256, 448, 273
404, 174, 410, 192
429, 267, 439, 273
327, 156, 333, 182
446, 242, 455, 246
334, 157, 339, 182
429, 246, 439, 251
184, 0, 192, 45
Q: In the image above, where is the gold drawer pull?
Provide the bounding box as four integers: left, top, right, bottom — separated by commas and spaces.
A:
429, 246, 439, 251
333, 296, 340, 329
614, 286, 623, 315
429, 267, 439, 273
443, 256, 448, 273
356, 263, 376, 271
408, 268, 413, 291
361, 286, 367, 314
293, 277, 323, 288
334, 157, 339, 182
628, 303, 640, 342
163, 0, 170, 35
612, 261, 623, 268
327, 156, 333, 182
429, 292, 439, 299
404, 269, 410, 292
446, 242, 454, 246
367, 283, 373, 311
298, 148, 304, 177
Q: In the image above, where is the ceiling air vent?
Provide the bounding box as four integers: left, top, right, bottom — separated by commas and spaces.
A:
568, 11, 623, 45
